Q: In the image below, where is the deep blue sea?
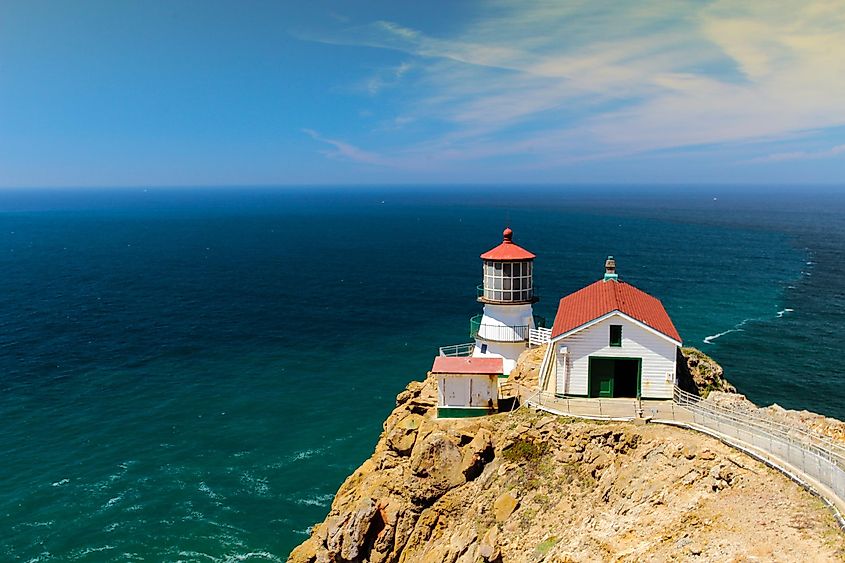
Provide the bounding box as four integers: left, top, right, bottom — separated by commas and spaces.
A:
1, 186, 843, 560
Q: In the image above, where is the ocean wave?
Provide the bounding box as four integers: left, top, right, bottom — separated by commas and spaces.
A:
294, 493, 334, 507
703, 328, 744, 344
290, 448, 322, 462
199, 481, 223, 501
222, 552, 283, 562
239, 472, 270, 497
71, 545, 116, 558
703, 317, 755, 344
176, 550, 218, 562
51, 478, 69, 487
103, 494, 124, 508
704, 305, 796, 344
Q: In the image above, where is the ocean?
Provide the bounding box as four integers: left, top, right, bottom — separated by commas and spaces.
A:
0, 186, 842, 560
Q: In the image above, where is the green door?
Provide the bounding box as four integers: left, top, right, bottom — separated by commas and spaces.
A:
589, 358, 615, 398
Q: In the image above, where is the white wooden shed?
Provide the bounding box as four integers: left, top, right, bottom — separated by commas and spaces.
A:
432, 356, 503, 418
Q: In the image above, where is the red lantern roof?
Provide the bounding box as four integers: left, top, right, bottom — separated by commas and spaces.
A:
431, 356, 504, 375
551, 279, 681, 343
480, 228, 536, 261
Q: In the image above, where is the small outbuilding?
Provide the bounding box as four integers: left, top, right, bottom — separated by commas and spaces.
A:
432, 356, 503, 418
539, 258, 682, 400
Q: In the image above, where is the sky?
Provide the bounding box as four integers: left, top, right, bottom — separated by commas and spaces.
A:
1, 0, 844, 187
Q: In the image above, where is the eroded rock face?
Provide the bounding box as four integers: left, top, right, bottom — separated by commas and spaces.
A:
506, 345, 547, 388
677, 347, 737, 397
288, 374, 844, 563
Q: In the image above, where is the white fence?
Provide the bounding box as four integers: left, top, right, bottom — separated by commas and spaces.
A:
438, 342, 475, 357
672, 386, 845, 511
529, 327, 551, 347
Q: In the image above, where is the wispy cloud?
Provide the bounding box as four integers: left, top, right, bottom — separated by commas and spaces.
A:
302, 0, 845, 172
361, 61, 412, 95
301, 129, 389, 166
748, 144, 845, 163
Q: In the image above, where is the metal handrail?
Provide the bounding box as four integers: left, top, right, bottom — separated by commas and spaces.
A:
470, 316, 530, 342
438, 342, 475, 357
674, 386, 845, 464
469, 314, 546, 342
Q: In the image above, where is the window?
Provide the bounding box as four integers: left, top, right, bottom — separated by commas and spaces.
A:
609, 325, 622, 347
480, 343, 488, 354
482, 260, 533, 302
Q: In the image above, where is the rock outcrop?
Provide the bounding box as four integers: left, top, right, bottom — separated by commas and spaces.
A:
506, 345, 547, 388
289, 375, 844, 562
677, 347, 736, 397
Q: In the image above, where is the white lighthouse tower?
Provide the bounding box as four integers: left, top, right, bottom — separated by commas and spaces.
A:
471, 227, 542, 375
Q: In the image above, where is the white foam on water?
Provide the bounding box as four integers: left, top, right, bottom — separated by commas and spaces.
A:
702, 317, 759, 344
51, 478, 69, 487
776, 308, 794, 318
703, 328, 743, 344
294, 493, 334, 507
239, 472, 270, 497
199, 481, 223, 501
103, 494, 123, 508
223, 551, 283, 562
290, 448, 321, 462
18, 520, 54, 529
74, 545, 116, 557
176, 550, 217, 562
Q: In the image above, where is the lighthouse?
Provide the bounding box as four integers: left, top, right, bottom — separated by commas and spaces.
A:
471, 228, 542, 375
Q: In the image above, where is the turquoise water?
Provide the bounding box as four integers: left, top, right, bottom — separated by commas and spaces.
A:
0, 187, 841, 560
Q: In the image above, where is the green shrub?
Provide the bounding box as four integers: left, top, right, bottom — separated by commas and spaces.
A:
502, 439, 548, 462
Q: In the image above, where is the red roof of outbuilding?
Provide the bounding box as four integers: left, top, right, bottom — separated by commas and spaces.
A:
431, 356, 504, 375
551, 279, 681, 343
480, 228, 536, 261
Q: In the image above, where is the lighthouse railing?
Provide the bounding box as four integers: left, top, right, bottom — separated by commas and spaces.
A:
438, 342, 475, 357
470, 319, 531, 342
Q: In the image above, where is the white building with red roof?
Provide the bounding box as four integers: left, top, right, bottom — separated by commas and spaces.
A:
538, 258, 682, 400
431, 356, 503, 418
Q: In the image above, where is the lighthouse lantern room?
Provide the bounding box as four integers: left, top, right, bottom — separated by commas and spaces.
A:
471, 228, 543, 375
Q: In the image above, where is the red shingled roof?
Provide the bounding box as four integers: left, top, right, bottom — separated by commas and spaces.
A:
480, 227, 536, 261
431, 356, 504, 375
551, 280, 681, 342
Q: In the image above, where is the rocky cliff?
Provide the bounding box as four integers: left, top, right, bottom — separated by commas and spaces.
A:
676, 347, 736, 397
289, 358, 844, 562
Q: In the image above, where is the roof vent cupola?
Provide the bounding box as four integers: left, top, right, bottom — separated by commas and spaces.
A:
604, 256, 618, 281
